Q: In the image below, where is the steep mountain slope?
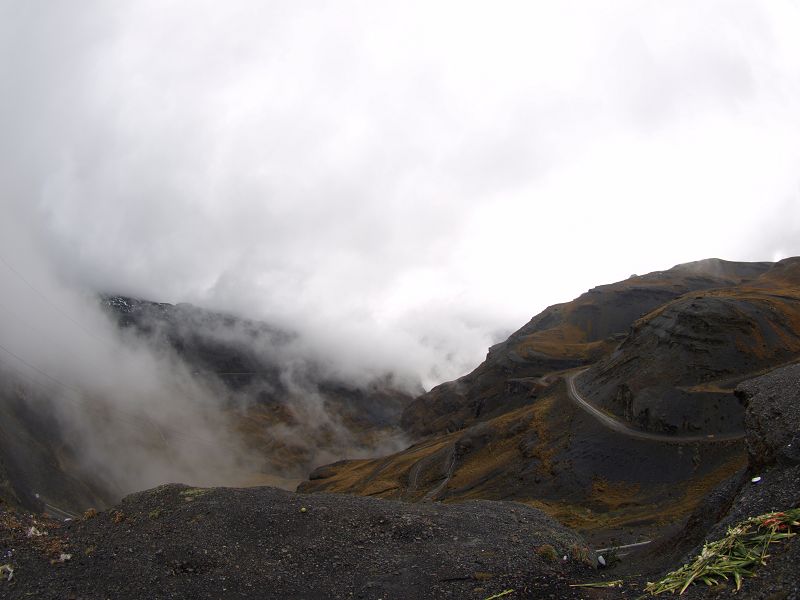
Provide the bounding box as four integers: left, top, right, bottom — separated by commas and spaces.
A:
301, 381, 747, 546
0, 381, 109, 512
302, 258, 798, 547
401, 259, 772, 437
624, 361, 800, 599
4, 335, 799, 599
0, 297, 419, 514
103, 295, 418, 426
577, 257, 800, 435
102, 296, 420, 479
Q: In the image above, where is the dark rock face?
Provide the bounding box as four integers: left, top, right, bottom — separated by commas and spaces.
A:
401, 259, 773, 438
578, 260, 800, 435
0, 296, 420, 514
738, 363, 800, 469
103, 295, 290, 393
0, 382, 112, 512
640, 362, 800, 599
1, 484, 596, 600
102, 295, 419, 428
303, 258, 800, 555
3, 257, 798, 599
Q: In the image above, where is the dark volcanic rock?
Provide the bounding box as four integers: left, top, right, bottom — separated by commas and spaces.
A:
579, 260, 800, 435
303, 259, 798, 546
638, 361, 800, 599
103, 295, 289, 393
102, 295, 418, 427
738, 362, 800, 468
1, 484, 597, 600
402, 259, 773, 437
0, 382, 111, 513
0, 295, 420, 515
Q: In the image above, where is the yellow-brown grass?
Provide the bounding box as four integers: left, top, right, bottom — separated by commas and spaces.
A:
514, 322, 613, 361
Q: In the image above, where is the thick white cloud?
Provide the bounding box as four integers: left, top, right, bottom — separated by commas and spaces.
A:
2, 0, 800, 386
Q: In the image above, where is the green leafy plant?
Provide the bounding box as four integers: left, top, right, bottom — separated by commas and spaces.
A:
646, 508, 800, 595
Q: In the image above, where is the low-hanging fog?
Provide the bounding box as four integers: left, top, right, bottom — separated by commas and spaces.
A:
2, 1, 800, 503
0, 235, 413, 501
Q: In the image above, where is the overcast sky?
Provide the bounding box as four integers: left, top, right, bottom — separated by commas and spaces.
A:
2, 1, 800, 386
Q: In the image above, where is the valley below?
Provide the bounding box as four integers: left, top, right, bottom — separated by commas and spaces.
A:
2, 257, 800, 599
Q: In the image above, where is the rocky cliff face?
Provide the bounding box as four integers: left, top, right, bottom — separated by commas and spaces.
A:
634, 361, 800, 599
738, 362, 800, 470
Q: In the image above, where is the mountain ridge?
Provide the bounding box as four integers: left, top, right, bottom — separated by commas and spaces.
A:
301, 258, 800, 551
400, 258, 774, 437
3, 256, 800, 598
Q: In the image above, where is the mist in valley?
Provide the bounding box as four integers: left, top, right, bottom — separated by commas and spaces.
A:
0, 225, 418, 506
2, 1, 800, 510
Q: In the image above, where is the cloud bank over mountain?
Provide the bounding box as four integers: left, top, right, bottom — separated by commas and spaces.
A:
2, 1, 800, 386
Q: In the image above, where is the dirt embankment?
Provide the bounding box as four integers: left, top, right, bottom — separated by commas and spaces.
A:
1, 484, 603, 600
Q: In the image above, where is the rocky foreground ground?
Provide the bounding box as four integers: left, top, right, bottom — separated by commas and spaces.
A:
2, 363, 799, 599
3, 473, 798, 600
0, 484, 613, 600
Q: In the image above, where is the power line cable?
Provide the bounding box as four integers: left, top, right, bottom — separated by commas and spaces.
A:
0, 264, 259, 452
0, 342, 240, 451
0, 254, 106, 344
0, 348, 153, 434
0, 340, 83, 396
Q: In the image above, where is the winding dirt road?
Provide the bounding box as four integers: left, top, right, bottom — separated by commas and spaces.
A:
565, 370, 744, 443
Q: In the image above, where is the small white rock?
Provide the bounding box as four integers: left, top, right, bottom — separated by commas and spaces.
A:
751, 476, 762, 483
598, 555, 606, 566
